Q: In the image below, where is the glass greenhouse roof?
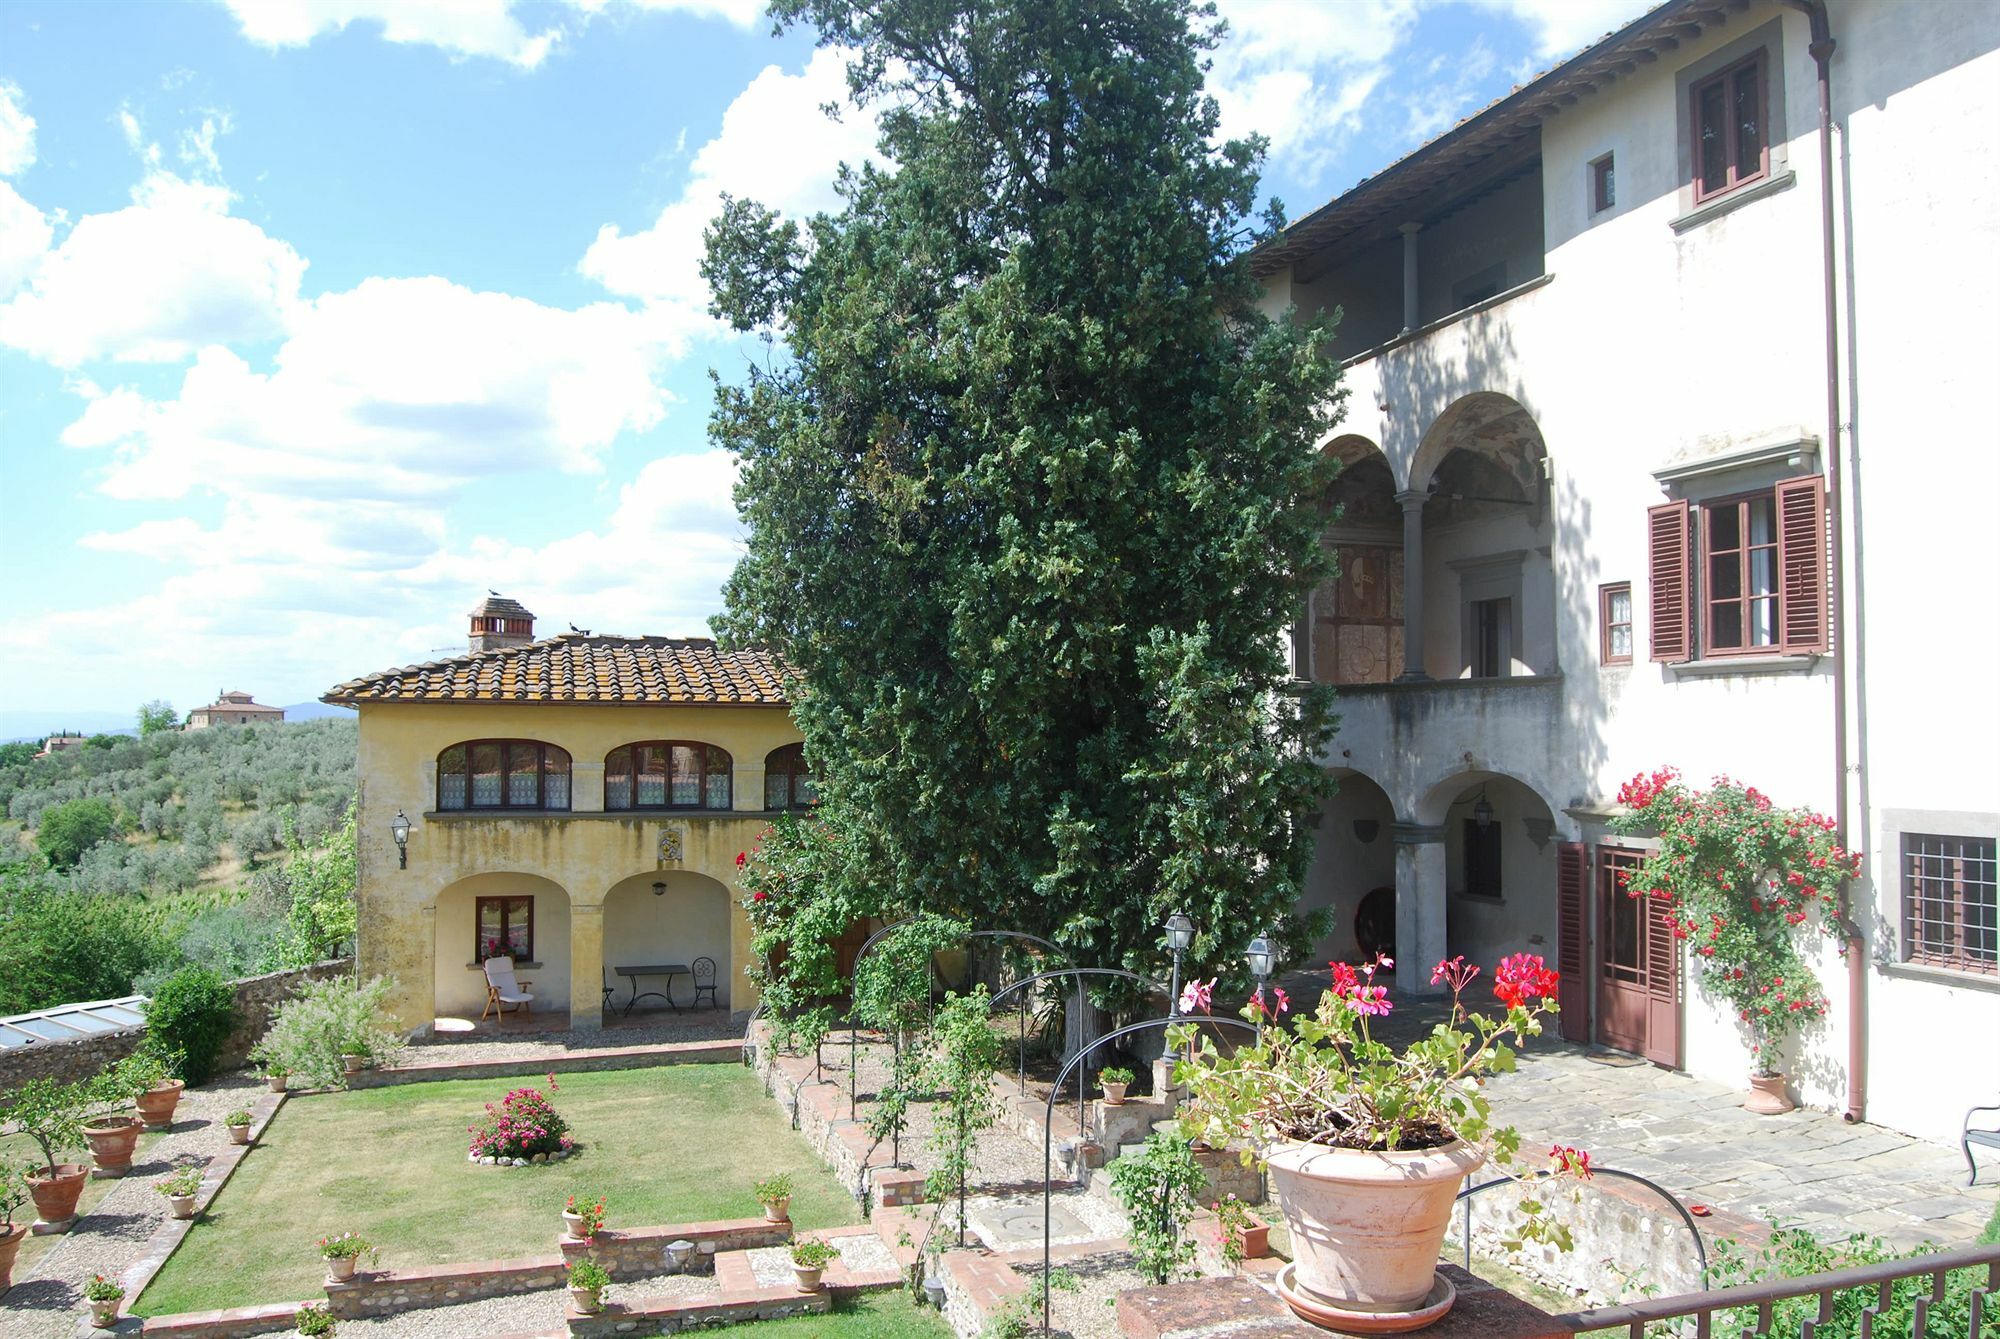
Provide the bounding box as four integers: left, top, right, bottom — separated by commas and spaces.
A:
0, 996, 148, 1050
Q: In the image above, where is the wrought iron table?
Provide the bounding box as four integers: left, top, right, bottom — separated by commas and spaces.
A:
616, 963, 690, 1016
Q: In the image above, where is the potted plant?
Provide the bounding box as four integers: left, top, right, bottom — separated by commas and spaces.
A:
567, 1258, 610, 1313
0, 1078, 96, 1231
115, 1049, 186, 1132
317, 1231, 375, 1283
267, 1066, 290, 1095
155, 1165, 203, 1220
80, 1100, 145, 1180
0, 1163, 31, 1292
294, 1301, 337, 1336
224, 1110, 255, 1146
1612, 770, 1857, 1115
753, 1172, 792, 1223
1212, 1194, 1268, 1269
562, 1190, 605, 1241
1171, 954, 1590, 1332
1098, 1064, 1136, 1106
81, 1272, 124, 1326
788, 1236, 836, 1292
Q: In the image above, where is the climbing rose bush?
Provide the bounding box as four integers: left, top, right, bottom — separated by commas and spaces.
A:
1612, 769, 1859, 1074
467, 1075, 573, 1160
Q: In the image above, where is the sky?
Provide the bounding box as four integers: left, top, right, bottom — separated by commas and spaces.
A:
0, 0, 1650, 729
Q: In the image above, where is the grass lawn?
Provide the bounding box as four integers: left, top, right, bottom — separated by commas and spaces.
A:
749, 1293, 950, 1336
0, 1126, 165, 1281
135, 1065, 862, 1315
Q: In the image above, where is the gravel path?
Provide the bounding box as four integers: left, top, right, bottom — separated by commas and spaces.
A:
332, 1270, 712, 1338
745, 1234, 895, 1289
409, 1009, 742, 1064
0, 1074, 265, 1339
1028, 1257, 1149, 1339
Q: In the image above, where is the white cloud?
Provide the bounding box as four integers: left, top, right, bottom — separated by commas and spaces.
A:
0, 182, 50, 299
1465, 0, 1652, 61
0, 171, 305, 365
0, 80, 34, 177
1208, 0, 1419, 182
580, 45, 880, 329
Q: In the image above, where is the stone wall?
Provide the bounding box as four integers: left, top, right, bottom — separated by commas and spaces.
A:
0, 959, 351, 1097
324, 1256, 566, 1319
558, 1219, 789, 1279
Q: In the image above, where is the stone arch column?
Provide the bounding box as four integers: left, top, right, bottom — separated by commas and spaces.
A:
1392, 821, 1449, 995
569, 902, 605, 1031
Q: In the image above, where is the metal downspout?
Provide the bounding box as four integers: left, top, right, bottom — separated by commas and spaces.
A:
1780, 0, 1863, 1124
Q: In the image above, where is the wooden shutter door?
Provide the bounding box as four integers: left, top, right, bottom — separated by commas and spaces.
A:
1776, 474, 1829, 654
1647, 501, 1692, 663
1642, 893, 1682, 1068
1556, 842, 1590, 1044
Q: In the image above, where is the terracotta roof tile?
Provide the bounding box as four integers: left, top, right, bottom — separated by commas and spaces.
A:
322, 635, 792, 707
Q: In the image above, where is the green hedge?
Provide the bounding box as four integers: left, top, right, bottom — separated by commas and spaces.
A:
144, 966, 237, 1085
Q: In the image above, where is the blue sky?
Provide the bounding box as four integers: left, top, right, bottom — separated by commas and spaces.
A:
0, 0, 1647, 727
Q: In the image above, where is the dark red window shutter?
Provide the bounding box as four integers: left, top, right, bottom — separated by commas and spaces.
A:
1556, 842, 1589, 1044
1642, 894, 1681, 1068
1776, 473, 1829, 654
1647, 501, 1692, 664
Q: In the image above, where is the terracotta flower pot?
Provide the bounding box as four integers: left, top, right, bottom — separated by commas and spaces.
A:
167, 1194, 197, 1221
562, 1210, 589, 1239
1234, 1221, 1270, 1260
1101, 1082, 1129, 1106
268, 1074, 288, 1094
27, 1164, 89, 1229
0, 1223, 28, 1291
325, 1255, 358, 1283
762, 1196, 790, 1223
342, 1054, 366, 1076
569, 1285, 602, 1314
1745, 1073, 1795, 1116
83, 1116, 145, 1177
136, 1080, 185, 1131
89, 1297, 120, 1326
1265, 1138, 1485, 1327
792, 1264, 823, 1293
229, 1124, 252, 1146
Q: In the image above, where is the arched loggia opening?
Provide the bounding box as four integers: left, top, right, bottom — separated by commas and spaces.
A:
1298, 770, 1398, 963
1419, 771, 1561, 972
1301, 435, 1404, 685
433, 872, 571, 1029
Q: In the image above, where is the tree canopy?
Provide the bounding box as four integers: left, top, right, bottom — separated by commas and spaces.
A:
704, 0, 1344, 996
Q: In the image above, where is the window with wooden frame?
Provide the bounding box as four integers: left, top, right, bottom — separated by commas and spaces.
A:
1599, 582, 1633, 665
604, 741, 733, 811
1463, 820, 1503, 901
1902, 833, 1997, 976
437, 740, 571, 811
476, 896, 534, 963
1590, 153, 1616, 214
763, 744, 817, 811
1691, 52, 1768, 203
1647, 475, 1825, 663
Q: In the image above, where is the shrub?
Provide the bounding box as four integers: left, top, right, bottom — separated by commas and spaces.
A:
468, 1077, 572, 1161
0, 871, 168, 1015
37, 797, 117, 869
0, 1077, 97, 1174
1706, 1226, 1989, 1337
253, 975, 402, 1089
144, 966, 237, 1085
1108, 1131, 1205, 1285
0, 1163, 30, 1229
294, 1302, 337, 1336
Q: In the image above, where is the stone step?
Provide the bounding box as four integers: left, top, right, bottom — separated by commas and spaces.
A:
565, 1283, 830, 1337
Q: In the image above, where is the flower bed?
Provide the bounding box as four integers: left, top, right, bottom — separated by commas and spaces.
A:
467, 1075, 574, 1164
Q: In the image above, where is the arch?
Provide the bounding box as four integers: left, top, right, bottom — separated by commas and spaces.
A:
1298, 769, 1399, 962
1306, 436, 1406, 686
1414, 770, 1561, 970
1407, 391, 1549, 498
762, 743, 816, 812
433, 872, 571, 1026
437, 740, 571, 811
602, 871, 734, 1013
604, 740, 733, 811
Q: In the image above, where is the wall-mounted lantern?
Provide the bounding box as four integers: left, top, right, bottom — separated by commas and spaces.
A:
389, 810, 411, 869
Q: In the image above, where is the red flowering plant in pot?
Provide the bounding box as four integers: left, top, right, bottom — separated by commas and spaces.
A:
1168, 954, 1591, 1333
1612, 769, 1859, 1114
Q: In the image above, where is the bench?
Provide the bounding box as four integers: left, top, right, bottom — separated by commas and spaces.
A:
1965, 1104, 2000, 1186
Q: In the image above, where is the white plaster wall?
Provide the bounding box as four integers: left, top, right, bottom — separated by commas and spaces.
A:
601, 871, 734, 1012
433, 873, 572, 1021
1284, 0, 2000, 1131
1440, 779, 1559, 967
1300, 776, 1398, 963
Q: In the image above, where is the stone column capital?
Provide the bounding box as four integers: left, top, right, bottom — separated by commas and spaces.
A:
1399, 220, 1424, 236
1391, 821, 1447, 845
1394, 488, 1430, 510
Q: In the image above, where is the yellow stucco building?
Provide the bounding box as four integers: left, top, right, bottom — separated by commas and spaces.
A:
324, 596, 806, 1034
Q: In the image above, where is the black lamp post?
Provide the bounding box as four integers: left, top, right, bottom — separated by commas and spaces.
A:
1245, 932, 1275, 1042
389, 810, 411, 869
1164, 913, 1194, 1015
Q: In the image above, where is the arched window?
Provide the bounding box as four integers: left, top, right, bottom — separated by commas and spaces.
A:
764, 744, 816, 811
605, 742, 732, 811
437, 741, 571, 811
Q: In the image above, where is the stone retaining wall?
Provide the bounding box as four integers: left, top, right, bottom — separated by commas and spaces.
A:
566, 1285, 830, 1336
0, 959, 351, 1097
324, 1256, 566, 1318
347, 1036, 739, 1089
558, 1218, 789, 1279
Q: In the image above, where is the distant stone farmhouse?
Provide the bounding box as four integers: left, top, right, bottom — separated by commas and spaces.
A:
186, 690, 286, 729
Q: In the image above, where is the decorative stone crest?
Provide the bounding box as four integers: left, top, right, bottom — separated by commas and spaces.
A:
657, 824, 686, 865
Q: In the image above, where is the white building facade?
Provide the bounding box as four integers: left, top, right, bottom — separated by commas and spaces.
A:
1267, 0, 1999, 1143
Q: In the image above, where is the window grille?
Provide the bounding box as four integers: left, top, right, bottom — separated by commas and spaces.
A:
1903, 833, 1998, 976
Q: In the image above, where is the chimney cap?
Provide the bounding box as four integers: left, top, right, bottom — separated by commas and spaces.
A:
469, 593, 535, 622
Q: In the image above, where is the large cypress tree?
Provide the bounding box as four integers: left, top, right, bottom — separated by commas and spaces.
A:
704, 0, 1345, 999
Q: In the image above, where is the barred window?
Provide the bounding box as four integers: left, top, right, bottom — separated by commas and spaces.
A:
1902, 834, 1997, 976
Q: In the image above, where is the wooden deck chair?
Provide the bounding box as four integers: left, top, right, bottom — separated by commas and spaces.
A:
481, 956, 535, 1026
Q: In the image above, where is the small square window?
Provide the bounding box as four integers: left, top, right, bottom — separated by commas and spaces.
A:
1599, 582, 1632, 665
1590, 154, 1615, 213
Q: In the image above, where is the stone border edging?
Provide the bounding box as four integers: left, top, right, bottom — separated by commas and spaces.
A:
344, 1037, 741, 1089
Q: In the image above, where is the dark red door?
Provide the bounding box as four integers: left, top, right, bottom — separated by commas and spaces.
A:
1596, 846, 1681, 1067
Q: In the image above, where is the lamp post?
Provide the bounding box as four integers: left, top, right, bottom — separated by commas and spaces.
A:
1245, 932, 1275, 1043
389, 810, 411, 869
1163, 913, 1194, 1016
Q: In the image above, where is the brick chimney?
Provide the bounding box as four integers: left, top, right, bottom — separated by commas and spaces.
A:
469, 593, 536, 653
